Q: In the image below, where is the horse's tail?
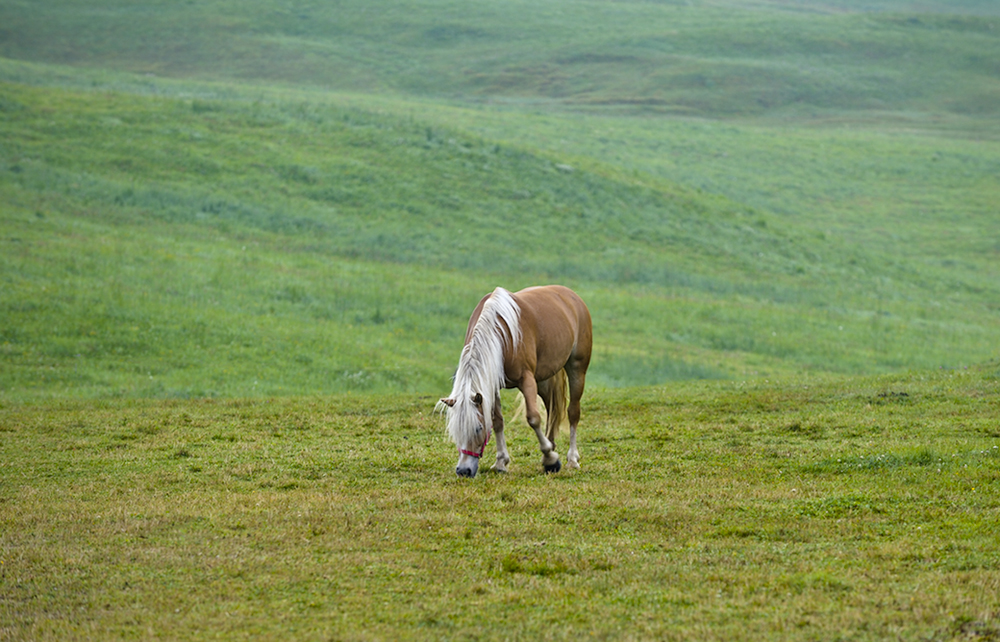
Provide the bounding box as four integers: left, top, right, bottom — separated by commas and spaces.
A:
543, 369, 569, 445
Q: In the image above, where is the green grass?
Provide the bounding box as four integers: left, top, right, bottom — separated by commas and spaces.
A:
2, 0, 999, 119
2, 67, 998, 401
2, 366, 999, 640
0, 2, 997, 399
1, 2, 1000, 635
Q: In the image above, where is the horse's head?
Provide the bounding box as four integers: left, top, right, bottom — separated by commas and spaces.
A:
438, 392, 490, 478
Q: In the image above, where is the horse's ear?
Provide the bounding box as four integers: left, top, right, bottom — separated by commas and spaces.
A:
440, 398, 456, 408
472, 393, 483, 406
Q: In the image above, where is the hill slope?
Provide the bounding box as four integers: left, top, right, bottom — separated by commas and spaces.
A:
2, 0, 999, 120
2, 69, 998, 400
1, 0, 999, 401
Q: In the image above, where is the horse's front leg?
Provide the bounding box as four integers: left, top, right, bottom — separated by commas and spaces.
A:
490, 392, 511, 473
519, 373, 561, 473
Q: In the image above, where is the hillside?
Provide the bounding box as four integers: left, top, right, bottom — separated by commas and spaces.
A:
2, 0, 999, 120
1, 0, 999, 401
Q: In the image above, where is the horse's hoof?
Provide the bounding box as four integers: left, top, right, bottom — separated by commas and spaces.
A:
544, 460, 562, 474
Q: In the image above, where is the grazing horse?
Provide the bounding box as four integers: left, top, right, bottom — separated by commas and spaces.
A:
437, 285, 592, 478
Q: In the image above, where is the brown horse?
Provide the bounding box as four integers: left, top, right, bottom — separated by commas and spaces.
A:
437, 285, 592, 477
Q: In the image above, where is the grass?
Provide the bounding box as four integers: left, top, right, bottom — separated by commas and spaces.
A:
1, 1, 1000, 637
2, 0, 999, 119
2, 365, 999, 640
1, 69, 998, 401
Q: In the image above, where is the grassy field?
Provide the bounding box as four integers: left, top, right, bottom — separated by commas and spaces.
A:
3, 0, 999, 119
1, 0, 999, 404
2, 365, 999, 640
2, 0, 1000, 638
2, 59, 998, 400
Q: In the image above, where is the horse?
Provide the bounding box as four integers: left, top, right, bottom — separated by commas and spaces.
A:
437, 285, 592, 478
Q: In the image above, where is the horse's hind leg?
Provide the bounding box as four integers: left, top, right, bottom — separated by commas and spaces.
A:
520, 373, 560, 472
566, 367, 587, 470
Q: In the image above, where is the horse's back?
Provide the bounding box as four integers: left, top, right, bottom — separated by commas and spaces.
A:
514, 285, 590, 334
513, 285, 592, 376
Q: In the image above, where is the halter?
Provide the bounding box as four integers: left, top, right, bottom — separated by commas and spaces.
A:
460, 428, 490, 459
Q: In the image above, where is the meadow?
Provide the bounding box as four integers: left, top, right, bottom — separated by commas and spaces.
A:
2, 367, 999, 640
1, 0, 1000, 638
2, 0, 1000, 401
2, 61, 998, 400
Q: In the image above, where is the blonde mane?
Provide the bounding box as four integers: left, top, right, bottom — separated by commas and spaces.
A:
438, 287, 521, 446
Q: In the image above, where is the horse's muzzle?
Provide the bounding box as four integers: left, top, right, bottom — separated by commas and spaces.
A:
455, 452, 480, 478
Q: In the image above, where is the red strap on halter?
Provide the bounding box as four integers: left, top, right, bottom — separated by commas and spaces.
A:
460, 429, 490, 459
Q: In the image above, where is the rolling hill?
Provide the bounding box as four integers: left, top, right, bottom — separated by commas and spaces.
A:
1, 0, 998, 401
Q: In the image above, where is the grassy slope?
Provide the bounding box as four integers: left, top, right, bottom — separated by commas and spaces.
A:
1, 365, 999, 640
0, 75, 781, 398
2, 71, 997, 401
2, 0, 999, 118
0, 0, 998, 403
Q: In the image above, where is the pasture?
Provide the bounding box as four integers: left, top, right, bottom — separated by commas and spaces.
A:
3, 0, 1000, 402
2, 0, 1000, 638
2, 367, 999, 640
2, 65, 999, 401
